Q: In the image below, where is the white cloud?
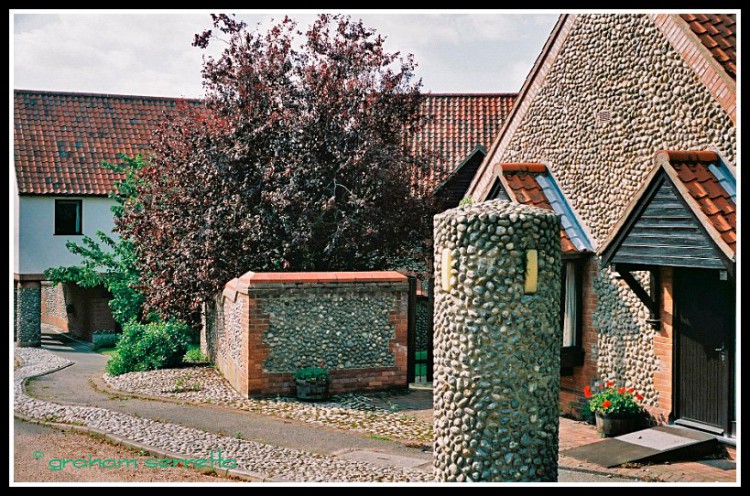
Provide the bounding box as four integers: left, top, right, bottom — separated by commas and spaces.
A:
13, 12, 557, 96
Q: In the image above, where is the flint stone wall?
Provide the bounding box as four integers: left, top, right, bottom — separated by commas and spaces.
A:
202, 272, 410, 397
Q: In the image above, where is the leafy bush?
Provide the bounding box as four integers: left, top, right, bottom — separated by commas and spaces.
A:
118, 15, 438, 322
106, 320, 190, 375
586, 381, 644, 416
92, 333, 119, 351
459, 196, 474, 206
294, 367, 330, 384
183, 347, 209, 364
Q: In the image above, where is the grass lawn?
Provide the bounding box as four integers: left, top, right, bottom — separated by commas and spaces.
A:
97, 347, 119, 357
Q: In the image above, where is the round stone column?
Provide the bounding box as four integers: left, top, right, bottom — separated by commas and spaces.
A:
433, 200, 561, 482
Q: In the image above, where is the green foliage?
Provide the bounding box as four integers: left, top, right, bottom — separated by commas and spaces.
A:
45, 155, 148, 325
293, 367, 330, 384
458, 196, 474, 206
586, 382, 644, 416
92, 334, 119, 351
105, 320, 191, 376
183, 346, 209, 364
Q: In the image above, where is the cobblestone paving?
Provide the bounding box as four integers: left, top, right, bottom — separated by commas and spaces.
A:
104, 367, 433, 443
15, 348, 433, 482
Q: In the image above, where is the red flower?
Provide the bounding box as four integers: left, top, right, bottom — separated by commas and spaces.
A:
584, 385, 592, 398
606, 381, 614, 387
636, 394, 644, 401
618, 387, 626, 394
602, 400, 611, 409
628, 388, 635, 394
598, 384, 604, 389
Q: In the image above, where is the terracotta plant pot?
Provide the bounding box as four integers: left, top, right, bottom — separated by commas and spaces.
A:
595, 412, 640, 437
295, 380, 330, 401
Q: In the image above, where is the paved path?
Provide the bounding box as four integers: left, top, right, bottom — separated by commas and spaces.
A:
29, 331, 431, 460
16, 329, 636, 483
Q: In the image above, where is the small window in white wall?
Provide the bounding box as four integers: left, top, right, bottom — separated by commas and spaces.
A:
55, 199, 82, 235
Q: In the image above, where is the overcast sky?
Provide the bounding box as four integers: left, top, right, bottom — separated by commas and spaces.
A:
13, 11, 558, 97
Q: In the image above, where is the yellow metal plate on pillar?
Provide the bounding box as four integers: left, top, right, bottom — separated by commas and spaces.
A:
524, 249, 538, 294
442, 248, 453, 292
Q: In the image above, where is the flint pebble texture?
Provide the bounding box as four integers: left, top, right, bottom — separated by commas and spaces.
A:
14, 283, 41, 347
433, 200, 561, 482
41, 282, 68, 322
263, 291, 396, 372
488, 14, 735, 407
500, 14, 735, 244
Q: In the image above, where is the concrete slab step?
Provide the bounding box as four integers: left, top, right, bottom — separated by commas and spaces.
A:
562, 425, 720, 468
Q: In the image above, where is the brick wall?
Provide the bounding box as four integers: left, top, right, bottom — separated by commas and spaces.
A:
204, 271, 410, 397
560, 257, 599, 417
41, 282, 116, 339
651, 266, 674, 423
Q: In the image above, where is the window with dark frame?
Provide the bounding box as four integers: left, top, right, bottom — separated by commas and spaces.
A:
55, 199, 82, 235
560, 259, 585, 372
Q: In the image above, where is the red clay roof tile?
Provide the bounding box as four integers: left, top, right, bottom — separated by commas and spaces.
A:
16, 90, 515, 198
661, 150, 736, 253
500, 162, 579, 255
409, 94, 515, 193
681, 14, 736, 79
14, 90, 198, 195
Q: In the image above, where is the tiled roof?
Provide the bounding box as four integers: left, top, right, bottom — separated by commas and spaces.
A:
14, 90, 197, 195
15, 90, 515, 197
659, 150, 736, 253
410, 94, 516, 193
680, 14, 736, 79
501, 163, 592, 255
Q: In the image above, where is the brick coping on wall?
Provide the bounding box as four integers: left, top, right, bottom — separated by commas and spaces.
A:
239, 271, 408, 284
223, 271, 409, 300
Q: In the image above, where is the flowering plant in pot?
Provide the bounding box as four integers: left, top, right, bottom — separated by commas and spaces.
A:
586, 381, 644, 437
294, 367, 330, 401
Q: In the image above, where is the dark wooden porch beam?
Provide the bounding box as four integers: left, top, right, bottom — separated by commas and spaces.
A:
618, 269, 659, 319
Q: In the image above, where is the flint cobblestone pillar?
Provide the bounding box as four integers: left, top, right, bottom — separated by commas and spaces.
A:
15, 280, 42, 347
433, 200, 561, 482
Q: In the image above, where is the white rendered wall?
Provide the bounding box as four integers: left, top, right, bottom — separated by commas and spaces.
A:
17, 196, 117, 275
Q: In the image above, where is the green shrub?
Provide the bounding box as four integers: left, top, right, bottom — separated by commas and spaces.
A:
183, 347, 209, 364
106, 320, 190, 375
458, 196, 474, 206
293, 367, 330, 384
92, 334, 119, 351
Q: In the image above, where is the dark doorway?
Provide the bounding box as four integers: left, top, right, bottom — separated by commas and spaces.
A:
407, 277, 433, 384
674, 268, 735, 436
